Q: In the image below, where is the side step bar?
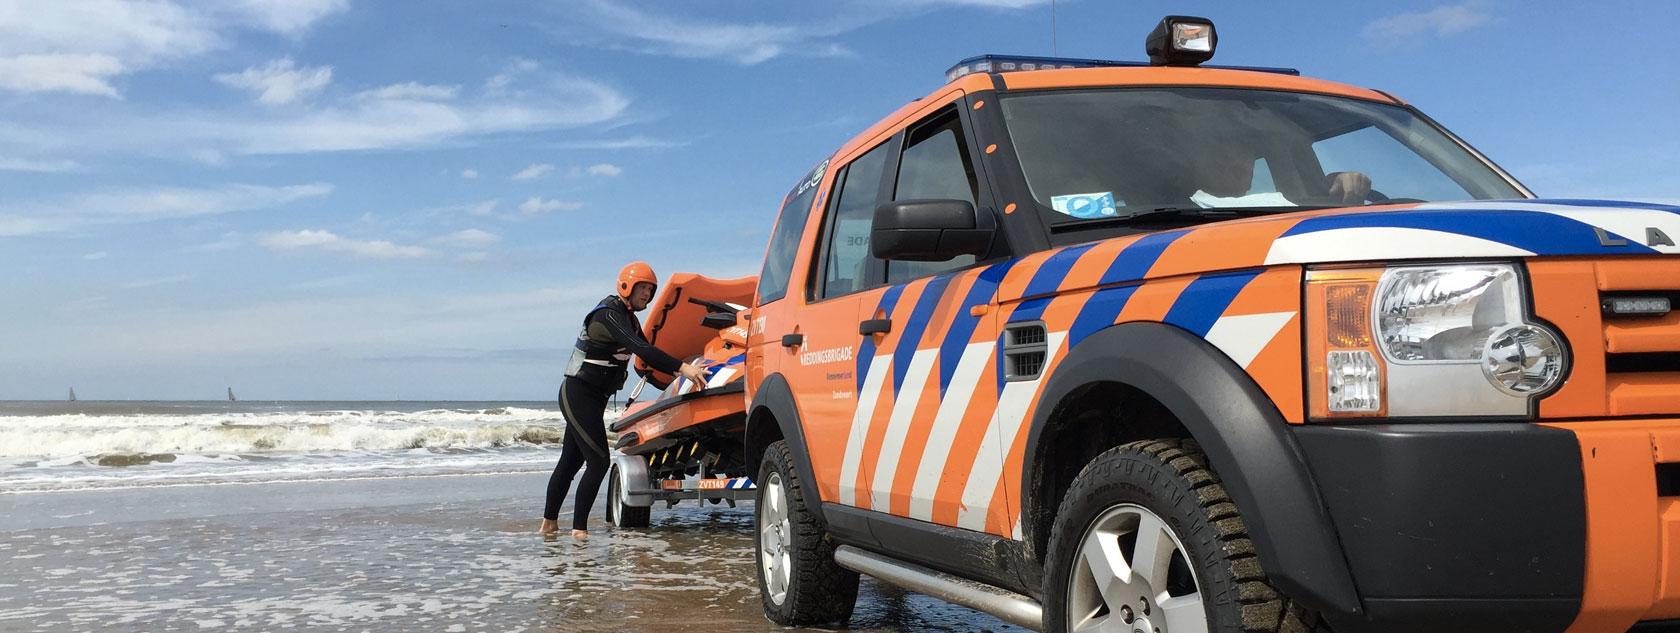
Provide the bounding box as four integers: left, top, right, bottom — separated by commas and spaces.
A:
833, 545, 1043, 631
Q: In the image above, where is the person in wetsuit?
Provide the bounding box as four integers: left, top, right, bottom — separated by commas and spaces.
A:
541, 261, 708, 539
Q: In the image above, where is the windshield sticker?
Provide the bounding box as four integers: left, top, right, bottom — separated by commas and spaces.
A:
1051, 192, 1120, 219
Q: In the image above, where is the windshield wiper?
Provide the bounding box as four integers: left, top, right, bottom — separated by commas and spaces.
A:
1051, 205, 1331, 233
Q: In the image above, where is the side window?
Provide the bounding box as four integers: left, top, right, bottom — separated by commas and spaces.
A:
818, 142, 892, 299
887, 110, 979, 285
756, 162, 826, 305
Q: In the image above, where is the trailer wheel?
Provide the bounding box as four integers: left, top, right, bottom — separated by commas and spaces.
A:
606, 461, 650, 528
1042, 439, 1331, 633
756, 440, 858, 625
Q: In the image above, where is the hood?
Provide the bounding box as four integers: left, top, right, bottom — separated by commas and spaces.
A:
1000, 199, 1680, 303
1262, 199, 1680, 264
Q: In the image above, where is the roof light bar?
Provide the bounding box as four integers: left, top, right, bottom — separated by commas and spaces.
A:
943, 53, 1299, 84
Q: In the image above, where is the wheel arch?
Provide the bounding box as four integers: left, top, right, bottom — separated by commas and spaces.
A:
746, 372, 827, 528
1020, 321, 1362, 617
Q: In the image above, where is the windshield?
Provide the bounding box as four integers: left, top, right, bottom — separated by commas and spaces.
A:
1000, 88, 1525, 226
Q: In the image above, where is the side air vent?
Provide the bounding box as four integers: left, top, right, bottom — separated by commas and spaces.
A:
1003, 322, 1048, 381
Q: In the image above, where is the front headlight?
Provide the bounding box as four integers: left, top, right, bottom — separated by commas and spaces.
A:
1307, 263, 1568, 419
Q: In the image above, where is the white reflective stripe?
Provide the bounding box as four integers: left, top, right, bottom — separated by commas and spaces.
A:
839, 353, 893, 507
1263, 227, 1533, 265
581, 359, 614, 366
908, 342, 994, 522
958, 331, 1066, 534
705, 367, 737, 388
869, 349, 939, 510
1203, 312, 1296, 369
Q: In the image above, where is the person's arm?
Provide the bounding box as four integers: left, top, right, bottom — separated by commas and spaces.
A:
591, 309, 685, 375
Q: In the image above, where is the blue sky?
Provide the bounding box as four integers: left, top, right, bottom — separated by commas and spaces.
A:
1, 0, 1676, 401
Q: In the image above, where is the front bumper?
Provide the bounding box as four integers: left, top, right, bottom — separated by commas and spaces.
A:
1294, 419, 1680, 633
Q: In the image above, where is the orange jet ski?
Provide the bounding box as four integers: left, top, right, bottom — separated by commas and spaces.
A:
605, 273, 755, 527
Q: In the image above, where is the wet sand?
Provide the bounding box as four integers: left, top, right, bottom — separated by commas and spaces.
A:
0, 472, 1028, 632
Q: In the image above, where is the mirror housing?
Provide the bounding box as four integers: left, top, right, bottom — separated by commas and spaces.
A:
870, 199, 995, 262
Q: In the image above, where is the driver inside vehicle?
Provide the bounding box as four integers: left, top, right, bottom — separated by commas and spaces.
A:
1189, 136, 1373, 208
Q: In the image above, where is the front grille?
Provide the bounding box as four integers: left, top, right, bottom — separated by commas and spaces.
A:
1532, 258, 1680, 418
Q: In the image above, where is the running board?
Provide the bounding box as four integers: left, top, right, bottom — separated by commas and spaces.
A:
833, 545, 1043, 631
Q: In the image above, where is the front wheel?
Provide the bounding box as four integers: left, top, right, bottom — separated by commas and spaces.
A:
606, 461, 650, 528
1042, 439, 1329, 633
756, 440, 858, 626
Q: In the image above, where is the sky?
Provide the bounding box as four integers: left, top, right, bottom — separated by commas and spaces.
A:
1, 0, 1676, 401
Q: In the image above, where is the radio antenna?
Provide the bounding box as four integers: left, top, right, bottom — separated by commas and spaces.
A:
1051, 0, 1058, 55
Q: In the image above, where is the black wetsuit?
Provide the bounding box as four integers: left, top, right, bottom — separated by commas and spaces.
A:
544, 295, 683, 530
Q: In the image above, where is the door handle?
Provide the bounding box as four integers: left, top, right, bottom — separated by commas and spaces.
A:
781, 333, 804, 348
859, 319, 892, 336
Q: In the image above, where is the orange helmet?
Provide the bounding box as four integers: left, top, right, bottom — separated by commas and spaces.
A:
617, 261, 657, 301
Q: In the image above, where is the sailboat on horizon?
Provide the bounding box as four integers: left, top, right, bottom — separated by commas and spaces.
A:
227, 387, 236, 402
68, 387, 76, 402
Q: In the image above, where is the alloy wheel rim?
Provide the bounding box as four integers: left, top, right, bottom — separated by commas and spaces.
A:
1066, 503, 1206, 633
759, 471, 792, 605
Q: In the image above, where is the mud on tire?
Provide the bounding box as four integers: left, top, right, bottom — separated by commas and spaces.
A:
755, 440, 859, 626
1042, 439, 1331, 633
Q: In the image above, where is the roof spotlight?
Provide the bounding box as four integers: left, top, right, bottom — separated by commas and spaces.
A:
1146, 15, 1217, 67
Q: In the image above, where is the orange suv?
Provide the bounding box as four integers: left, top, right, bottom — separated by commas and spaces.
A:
742, 16, 1680, 633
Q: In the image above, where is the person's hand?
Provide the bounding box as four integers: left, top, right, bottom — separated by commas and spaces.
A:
1326, 171, 1373, 205
678, 362, 709, 384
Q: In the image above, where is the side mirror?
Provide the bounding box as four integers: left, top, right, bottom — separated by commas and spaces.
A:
870, 199, 994, 262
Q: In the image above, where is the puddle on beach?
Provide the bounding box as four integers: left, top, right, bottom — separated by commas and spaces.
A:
0, 495, 1026, 632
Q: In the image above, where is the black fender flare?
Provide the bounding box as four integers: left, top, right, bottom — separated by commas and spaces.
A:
745, 372, 826, 527
1020, 321, 1362, 617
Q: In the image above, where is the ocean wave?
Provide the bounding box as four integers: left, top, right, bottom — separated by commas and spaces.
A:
0, 416, 571, 460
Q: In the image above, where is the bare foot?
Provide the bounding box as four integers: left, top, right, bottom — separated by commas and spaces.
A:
538, 519, 559, 535
570, 529, 589, 541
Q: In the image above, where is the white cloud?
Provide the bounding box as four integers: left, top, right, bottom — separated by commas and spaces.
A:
83, 251, 108, 260
571, 1, 841, 65
1365, 3, 1492, 41
432, 228, 500, 248
0, 53, 126, 97
582, 163, 621, 177
2, 60, 631, 158
219, 0, 348, 36
260, 229, 429, 259
214, 58, 333, 105
0, 182, 331, 237
0, 156, 82, 173
510, 163, 555, 181
518, 197, 582, 215
467, 200, 499, 216
186, 232, 243, 252
460, 169, 479, 179
566, 0, 1047, 65
357, 82, 459, 101
0, 0, 338, 97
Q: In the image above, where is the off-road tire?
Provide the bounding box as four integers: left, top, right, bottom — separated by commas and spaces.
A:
605, 462, 650, 528
756, 440, 859, 625
1043, 439, 1332, 633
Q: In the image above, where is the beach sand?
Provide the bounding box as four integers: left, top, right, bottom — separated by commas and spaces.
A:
0, 471, 1027, 632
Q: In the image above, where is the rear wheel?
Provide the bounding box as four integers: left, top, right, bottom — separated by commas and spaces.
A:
756, 440, 858, 625
606, 461, 650, 528
1043, 439, 1330, 633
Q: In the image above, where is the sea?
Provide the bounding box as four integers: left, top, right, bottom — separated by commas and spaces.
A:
0, 400, 592, 496
0, 401, 1021, 632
